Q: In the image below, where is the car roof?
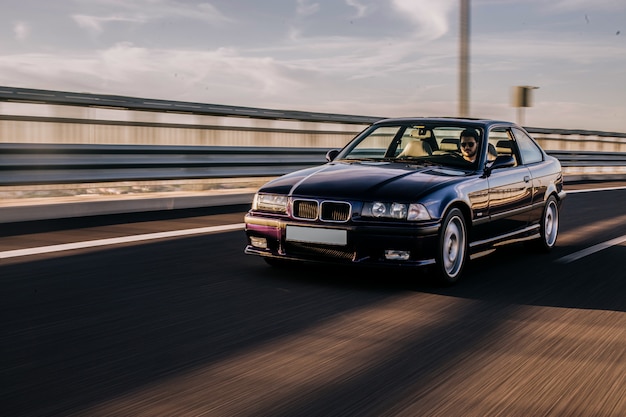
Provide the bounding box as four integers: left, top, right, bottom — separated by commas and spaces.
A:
372, 117, 518, 129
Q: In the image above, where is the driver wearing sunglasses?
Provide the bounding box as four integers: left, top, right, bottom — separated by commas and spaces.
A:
460, 129, 480, 163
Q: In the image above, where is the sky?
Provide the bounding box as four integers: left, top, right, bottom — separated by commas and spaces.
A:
1, 0, 625, 133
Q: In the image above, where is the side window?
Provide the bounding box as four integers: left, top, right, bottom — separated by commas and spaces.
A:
512, 127, 543, 165
487, 128, 518, 166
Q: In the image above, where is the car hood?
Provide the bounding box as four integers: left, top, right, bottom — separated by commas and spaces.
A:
259, 161, 470, 201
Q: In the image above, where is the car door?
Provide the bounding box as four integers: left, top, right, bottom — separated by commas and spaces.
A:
484, 127, 533, 236
510, 127, 548, 221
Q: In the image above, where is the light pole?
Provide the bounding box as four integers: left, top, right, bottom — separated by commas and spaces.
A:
459, 0, 470, 117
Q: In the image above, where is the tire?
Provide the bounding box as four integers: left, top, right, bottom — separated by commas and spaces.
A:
434, 208, 468, 285
530, 195, 559, 252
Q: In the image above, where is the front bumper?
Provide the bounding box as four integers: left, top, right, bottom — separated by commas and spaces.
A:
244, 213, 440, 268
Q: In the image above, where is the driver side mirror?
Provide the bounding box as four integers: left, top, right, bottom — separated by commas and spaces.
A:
484, 155, 515, 176
326, 149, 340, 162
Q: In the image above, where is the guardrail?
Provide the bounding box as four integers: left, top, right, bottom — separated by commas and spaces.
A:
0, 86, 381, 125
1, 143, 625, 187
0, 143, 328, 185
548, 150, 626, 169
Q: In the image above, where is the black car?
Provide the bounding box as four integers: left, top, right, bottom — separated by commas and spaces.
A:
244, 117, 565, 285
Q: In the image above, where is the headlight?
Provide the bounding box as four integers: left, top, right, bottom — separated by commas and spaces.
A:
406, 203, 431, 220
371, 202, 387, 217
253, 193, 289, 213
363, 202, 431, 221
391, 203, 407, 218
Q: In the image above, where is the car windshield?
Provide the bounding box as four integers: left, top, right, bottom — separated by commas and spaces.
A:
336, 123, 484, 169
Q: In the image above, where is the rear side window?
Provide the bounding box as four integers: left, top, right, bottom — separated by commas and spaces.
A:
512, 127, 543, 165
487, 128, 517, 166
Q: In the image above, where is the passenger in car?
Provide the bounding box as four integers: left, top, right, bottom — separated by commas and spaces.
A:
460, 129, 480, 163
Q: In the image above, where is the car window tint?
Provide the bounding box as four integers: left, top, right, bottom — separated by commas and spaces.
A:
488, 128, 518, 166
512, 127, 543, 164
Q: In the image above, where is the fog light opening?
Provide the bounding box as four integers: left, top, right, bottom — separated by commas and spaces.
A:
384, 250, 410, 261
250, 236, 268, 249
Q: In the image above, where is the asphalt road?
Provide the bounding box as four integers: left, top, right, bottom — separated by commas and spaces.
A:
1, 183, 625, 417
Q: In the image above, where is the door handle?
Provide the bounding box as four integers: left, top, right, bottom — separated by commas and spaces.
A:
524, 176, 530, 182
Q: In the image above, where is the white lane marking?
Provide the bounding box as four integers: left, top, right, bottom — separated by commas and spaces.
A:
566, 185, 626, 194
556, 235, 626, 264
0, 223, 246, 260
557, 186, 626, 262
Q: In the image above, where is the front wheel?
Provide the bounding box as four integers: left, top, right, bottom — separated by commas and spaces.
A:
434, 208, 468, 285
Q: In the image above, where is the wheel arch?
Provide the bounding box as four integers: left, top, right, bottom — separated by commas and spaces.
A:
440, 200, 473, 231
542, 170, 566, 204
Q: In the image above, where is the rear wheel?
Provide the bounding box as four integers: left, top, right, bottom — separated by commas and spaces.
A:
434, 208, 468, 285
530, 195, 559, 252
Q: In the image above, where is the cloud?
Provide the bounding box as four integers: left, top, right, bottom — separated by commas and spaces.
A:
0, 41, 307, 103
13, 21, 30, 41
72, 14, 144, 33
545, 0, 626, 12
346, 0, 370, 19
474, 0, 626, 11
297, 0, 320, 17
391, 0, 457, 40
71, 0, 232, 34
473, 31, 625, 66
